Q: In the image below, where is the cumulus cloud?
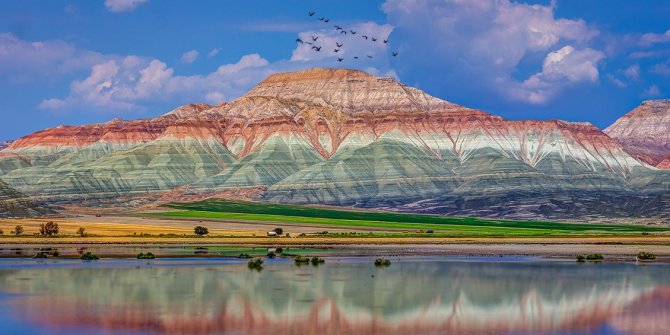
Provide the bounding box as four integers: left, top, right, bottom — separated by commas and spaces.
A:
180, 50, 199, 64
642, 84, 662, 97
624, 64, 640, 80
651, 61, 670, 75
0, 33, 107, 82
382, 0, 601, 104
104, 0, 149, 13
639, 29, 670, 47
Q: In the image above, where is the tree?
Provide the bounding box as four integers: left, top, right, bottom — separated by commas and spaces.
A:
76, 227, 86, 237
194, 226, 209, 236
13, 225, 24, 236
39, 221, 59, 236
273, 227, 284, 235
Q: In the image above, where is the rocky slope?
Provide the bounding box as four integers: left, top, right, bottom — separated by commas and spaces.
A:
1, 68, 669, 220
605, 99, 670, 169
0, 180, 53, 218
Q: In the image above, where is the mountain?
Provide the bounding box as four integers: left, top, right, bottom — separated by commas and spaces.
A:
1, 68, 669, 220
604, 99, 670, 169
0, 180, 53, 218
0, 141, 9, 150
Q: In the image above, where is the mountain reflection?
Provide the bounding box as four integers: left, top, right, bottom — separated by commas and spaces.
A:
0, 259, 669, 335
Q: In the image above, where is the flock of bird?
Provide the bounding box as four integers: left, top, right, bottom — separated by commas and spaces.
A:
295, 11, 398, 62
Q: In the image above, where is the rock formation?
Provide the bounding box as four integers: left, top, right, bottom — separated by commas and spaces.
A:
0, 180, 53, 218
605, 99, 670, 169
1, 68, 669, 219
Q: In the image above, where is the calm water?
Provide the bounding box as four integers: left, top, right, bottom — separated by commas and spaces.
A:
0, 257, 668, 335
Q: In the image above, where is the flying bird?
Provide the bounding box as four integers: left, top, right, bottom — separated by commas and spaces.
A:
350, 30, 357, 35
296, 38, 304, 44
312, 36, 319, 41
383, 39, 388, 44
362, 35, 368, 40
334, 48, 340, 52
340, 30, 347, 35
319, 17, 325, 21
372, 37, 377, 42
337, 57, 343, 62
392, 51, 398, 57
305, 41, 313, 45
312, 46, 322, 51
308, 11, 315, 16
353, 56, 359, 59
324, 19, 330, 22
334, 25, 342, 30
367, 55, 373, 58
336, 42, 343, 47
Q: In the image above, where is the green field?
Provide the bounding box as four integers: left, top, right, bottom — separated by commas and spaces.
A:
155, 199, 670, 237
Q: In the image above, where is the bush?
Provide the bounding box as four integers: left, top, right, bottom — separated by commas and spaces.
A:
194, 226, 209, 236
637, 251, 656, 261
13, 225, 24, 236
273, 227, 283, 235
375, 258, 391, 267
426, 230, 434, 234
294, 256, 310, 264
76, 227, 86, 237
238, 253, 251, 259
33, 252, 48, 259
137, 252, 156, 259
310, 256, 325, 266
80, 252, 99, 260
576, 255, 586, 263
585, 254, 604, 261
248, 258, 264, 271
266, 251, 276, 258
39, 221, 59, 236
0, 229, 3, 235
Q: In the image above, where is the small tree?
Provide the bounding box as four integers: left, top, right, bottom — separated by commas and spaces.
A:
0, 229, 4, 235
194, 226, 209, 236
76, 227, 86, 237
39, 221, 59, 236
13, 225, 24, 236
273, 227, 284, 235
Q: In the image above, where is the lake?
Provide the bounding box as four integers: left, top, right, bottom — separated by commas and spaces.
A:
0, 256, 668, 335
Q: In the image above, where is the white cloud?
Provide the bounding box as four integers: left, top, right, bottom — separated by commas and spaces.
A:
624, 64, 640, 80
0, 33, 107, 82
639, 29, 670, 47
382, 0, 601, 104
180, 50, 199, 64
207, 48, 221, 58
607, 75, 627, 88
104, 0, 148, 13
651, 61, 670, 75
511, 46, 604, 103
642, 84, 662, 97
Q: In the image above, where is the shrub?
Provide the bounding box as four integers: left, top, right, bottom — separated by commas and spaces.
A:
80, 252, 99, 260
637, 251, 656, 261
76, 227, 86, 237
576, 255, 586, 263
266, 251, 276, 258
426, 230, 434, 234
0, 229, 3, 235
310, 256, 325, 266
248, 258, 264, 271
273, 227, 283, 235
39, 221, 59, 236
137, 252, 156, 259
238, 253, 251, 259
585, 254, 604, 261
194, 226, 209, 236
13, 225, 24, 236
33, 252, 48, 259
294, 256, 311, 264
374, 258, 391, 267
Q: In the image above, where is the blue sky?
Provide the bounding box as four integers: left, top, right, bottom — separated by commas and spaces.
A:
1, 0, 669, 140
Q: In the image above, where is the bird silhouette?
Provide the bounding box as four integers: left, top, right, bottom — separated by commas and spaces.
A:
296, 38, 304, 44
337, 57, 343, 62
334, 25, 342, 30
319, 17, 325, 21
312, 46, 322, 51
336, 42, 343, 47
392, 51, 398, 57
312, 36, 319, 41
372, 37, 377, 42
308, 11, 315, 16
350, 30, 357, 34
383, 39, 388, 44
306, 41, 313, 45
334, 48, 340, 52
353, 56, 359, 59
340, 30, 347, 35
324, 19, 330, 22
367, 55, 373, 58
362, 35, 368, 40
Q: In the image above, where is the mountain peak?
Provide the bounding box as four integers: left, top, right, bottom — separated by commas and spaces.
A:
260, 67, 373, 84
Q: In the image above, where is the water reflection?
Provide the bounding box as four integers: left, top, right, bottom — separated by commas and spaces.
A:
0, 258, 669, 335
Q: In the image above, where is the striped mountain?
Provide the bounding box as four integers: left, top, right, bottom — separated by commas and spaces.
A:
0, 68, 668, 219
